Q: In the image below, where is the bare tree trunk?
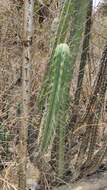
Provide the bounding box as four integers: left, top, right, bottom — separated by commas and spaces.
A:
18, 1, 34, 190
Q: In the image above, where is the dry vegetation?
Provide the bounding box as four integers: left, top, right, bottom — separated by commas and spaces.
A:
0, 0, 107, 190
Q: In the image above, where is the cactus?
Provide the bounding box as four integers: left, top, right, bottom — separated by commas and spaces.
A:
37, 0, 74, 110
37, 0, 89, 111
38, 43, 71, 177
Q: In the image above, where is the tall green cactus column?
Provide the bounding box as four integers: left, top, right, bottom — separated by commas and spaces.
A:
38, 43, 71, 177
37, 0, 89, 111
37, 0, 73, 110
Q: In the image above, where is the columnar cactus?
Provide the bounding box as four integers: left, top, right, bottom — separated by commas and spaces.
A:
38, 43, 71, 177
37, 0, 73, 110
37, 0, 89, 111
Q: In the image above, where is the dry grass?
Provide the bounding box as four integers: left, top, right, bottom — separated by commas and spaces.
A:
0, 1, 107, 190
